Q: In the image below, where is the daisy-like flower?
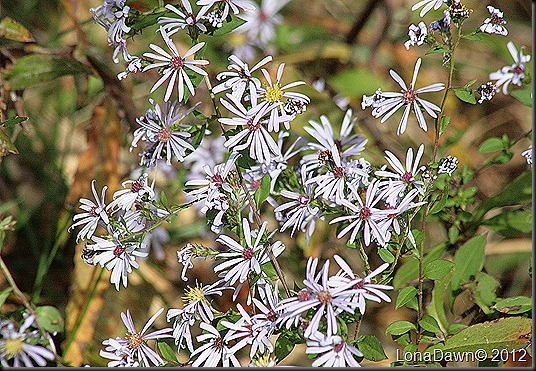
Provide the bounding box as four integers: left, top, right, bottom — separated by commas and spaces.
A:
191, 322, 241, 367
143, 28, 209, 102
166, 308, 195, 352
212, 55, 273, 99
438, 155, 458, 175
198, 0, 256, 21
277, 257, 362, 338
330, 255, 393, 315
0, 316, 55, 367
182, 280, 227, 323
330, 180, 389, 247
131, 99, 195, 166
219, 91, 283, 163
404, 21, 428, 50
302, 109, 368, 171
489, 41, 531, 95
275, 166, 322, 243
234, 0, 289, 46
158, 1, 209, 35
101, 308, 173, 367
369, 58, 444, 135
251, 281, 283, 334
258, 63, 310, 132
177, 243, 196, 281
480, 6, 508, 36
477, 81, 498, 104
86, 236, 147, 290
361, 88, 385, 110
108, 173, 155, 212
306, 331, 363, 367
411, 0, 446, 17
222, 303, 273, 358
522, 145, 532, 166
375, 144, 426, 206
69, 180, 110, 242
99, 337, 139, 367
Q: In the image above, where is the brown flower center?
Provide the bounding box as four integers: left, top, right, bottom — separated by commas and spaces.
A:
113, 245, 126, 257
317, 290, 332, 304
359, 206, 372, 220
334, 343, 344, 353
512, 65, 524, 75
131, 181, 142, 193
333, 166, 345, 179
402, 89, 416, 104
402, 171, 413, 184
297, 195, 309, 205
247, 117, 261, 131
243, 247, 255, 260
125, 332, 143, 350
297, 289, 311, 302
170, 56, 184, 70
158, 128, 171, 143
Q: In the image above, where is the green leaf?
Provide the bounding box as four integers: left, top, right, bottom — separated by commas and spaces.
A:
462, 33, 482, 41
157, 341, 178, 363
478, 137, 505, 153
450, 234, 487, 290
439, 115, 450, 137
0, 128, 18, 156
426, 44, 451, 55
1, 116, 27, 129
254, 173, 271, 209
275, 332, 296, 362
386, 320, 417, 336
5, 54, 91, 90
393, 243, 447, 289
159, 191, 168, 210
35, 306, 64, 334
0, 17, 34, 42
470, 171, 532, 223
0, 287, 13, 308
428, 193, 448, 214
474, 272, 499, 307
378, 248, 395, 263
419, 314, 442, 334
356, 335, 387, 361
481, 209, 532, 237
423, 317, 531, 357
493, 296, 532, 314
510, 87, 532, 107
464, 79, 477, 88
212, 16, 246, 36
126, 9, 169, 36
395, 286, 418, 309
453, 88, 477, 104
424, 259, 454, 280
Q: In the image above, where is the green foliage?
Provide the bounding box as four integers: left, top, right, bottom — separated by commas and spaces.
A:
385, 320, 416, 336
0, 287, 13, 308
418, 315, 442, 335
481, 209, 532, 237
424, 259, 454, 280
510, 87, 532, 107
275, 330, 303, 362
450, 234, 487, 290
395, 286, 418, 309
0, 16, 34, 42
356, 335, 387, 361
453, 88, 476, 104
35, 305, 64, 334
254, 173, 272, 209
157, 341, 178, 364
492, 296, 532, 315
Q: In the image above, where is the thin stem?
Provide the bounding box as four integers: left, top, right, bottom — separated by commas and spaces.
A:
203, 75, 291, 298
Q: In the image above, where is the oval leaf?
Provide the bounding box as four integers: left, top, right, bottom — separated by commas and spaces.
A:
356, 335, 387, 361
450, 234, 486, 290
395, 286, 418, 309
478, 137, 504, 153
0, 17, 34, 42
453, 88, 477, 104
493, 296, 532, 314
419, 314, 442, 334
386, 320, 417, 336
35, 305, 64, 334
424, 259, 454, 280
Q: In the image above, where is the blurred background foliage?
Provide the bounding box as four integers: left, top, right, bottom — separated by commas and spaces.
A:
0, 0, 532, 366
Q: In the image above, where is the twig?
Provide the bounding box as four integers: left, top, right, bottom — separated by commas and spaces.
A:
345, 0, 385, 45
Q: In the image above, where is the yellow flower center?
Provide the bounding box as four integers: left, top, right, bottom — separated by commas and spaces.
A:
125, 332, 143, 350
183, 287, 206, 304
3, 338, 24, 359
264, 83, 283, 103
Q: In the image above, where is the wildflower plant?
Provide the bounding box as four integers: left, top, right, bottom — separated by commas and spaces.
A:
0, 0, 531, 368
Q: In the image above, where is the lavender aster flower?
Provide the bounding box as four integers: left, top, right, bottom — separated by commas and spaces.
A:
480, 6, 508, 36
69, 180, 110, 242
489, 41, 531, 95
306, 331, 363, 367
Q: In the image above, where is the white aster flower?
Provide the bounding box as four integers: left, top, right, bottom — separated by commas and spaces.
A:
69, 180, 110, 242
370, 58, 444, 135
234, 0, 289, 46
480, 6, 508, 36
166, 308, 195, 352
0, 316, 55, 367
522, 145, 532, 166
158, 0, 209, 35
489, 41, 531, 95
143, 28, 208, 102
108, 173, 155, 212
258, 63, 310, 132
191, 322, 241, 367
306, 331, 363, 367
212, 55, 272, 99
182, 279, 227, 323
411, 0, 446, 17
404, 21, 428, 50
330, 255, 393, 315
87, 236, 147, 290
131, 99, 195, 166
198, 0, 256, 21
375, 144, 426, 206
99, 337, 139, 367
219, 91, 282, 163
438, 155, 458, 175
330, 180, 389, 247
101, 308, 173, 367
277, 257, 361, 338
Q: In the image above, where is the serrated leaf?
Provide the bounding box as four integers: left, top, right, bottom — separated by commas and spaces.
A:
493, 296, 532, 314
386, 320, 417, 336
424, 259, 454, 280
478, 137, 505, 153
419, 314, 442, 334
5, 54, 91, 89
396, 286, 418, 309
0, 287, 13, 307
510, 87, 532, 107
254, 173, 271, 208
450, 234, 486, 290
157, 341, 178, 363
423, 317, 531, 356
35, 305, 64, 334
481, 209, 532, 237
453, 88, 477, 104
0, 17, 34, 42
356, 335, 387, 361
